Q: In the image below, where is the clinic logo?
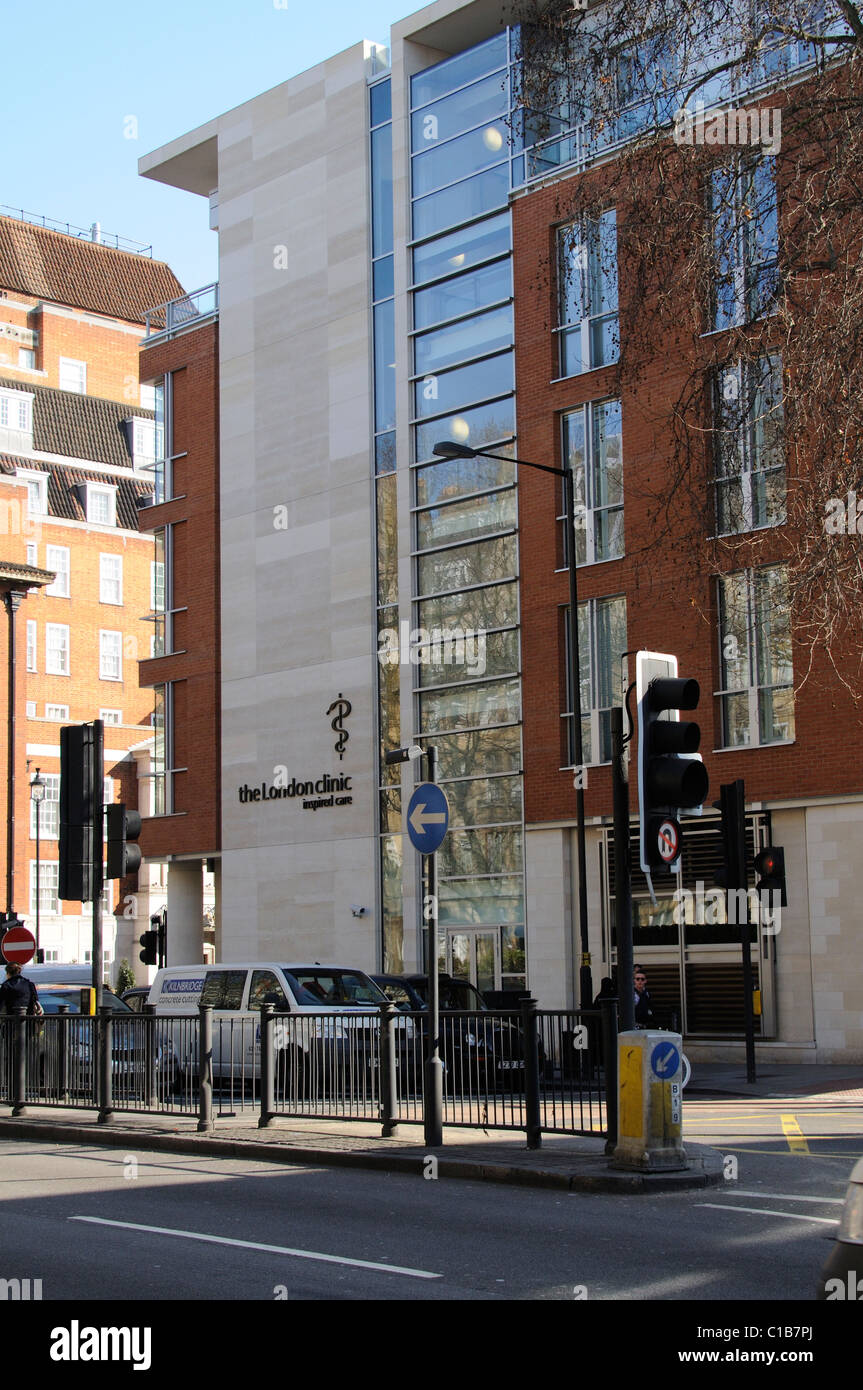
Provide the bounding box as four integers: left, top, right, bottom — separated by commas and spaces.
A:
327, 694, 352, 760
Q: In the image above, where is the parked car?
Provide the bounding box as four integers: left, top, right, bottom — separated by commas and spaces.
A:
120, 987, 151, 1013
817, 1155, 863, 1299
147, 962, 409, 1094
372, 973, 541, 1091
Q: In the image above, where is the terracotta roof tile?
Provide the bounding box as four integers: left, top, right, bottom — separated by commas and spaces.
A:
0, 454, 153, 531
0, 216, 184, 323
0, 376, 152, 470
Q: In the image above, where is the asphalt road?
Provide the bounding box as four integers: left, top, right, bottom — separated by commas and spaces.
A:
1, 1092, 859, 1303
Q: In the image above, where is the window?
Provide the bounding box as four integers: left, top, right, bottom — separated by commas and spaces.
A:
16, 470, 47, 517
45, 704, 68, 722
100, 709, 122, 725
99, 630, 122, 681
45, 545, 70, 598
140, 384, 157, 410
0, 389, 33, 432
710, 157, 779, 330
45, 624, 70, 676
132, 417, 156, 468
18, 348, 35, 370
30, 862, 59, 916
557, 210, 619, 376
86, 484, 117, 527
715, 354, 785, 533
565, 595, 627, 765
562, 399, 624, 565
26, 543, 37, 567
26, 620, 36, 672
59, 358, 87, 394
151, 531, 167, 656
718, 566, 794, 747
100, 553, 122, 605
31, 773, 60, 838
25, 701, 36, 718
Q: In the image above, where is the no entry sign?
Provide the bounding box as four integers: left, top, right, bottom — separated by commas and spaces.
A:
1, 925, 36, 965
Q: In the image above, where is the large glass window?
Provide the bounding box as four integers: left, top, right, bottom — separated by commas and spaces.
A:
557, 210, 619, 376
412, 122, 509, 198
715, 354, 785, 533
414, 350, 514, 420
410, 31, 508, 110
566, 596, 627, 765
411, 70, 509, 150
562, 399, 624, 565
415, 397, 515, 463
31, 773, 60, 839
412, 213, 511, 287
414, 304, 513, 376
718, 566, 794, 747
371, 124, 394, 259
30, 862, 59, 916
711, 156, 779, 330
417, 535, 516, 597
413, 260, 511, 332
416, 486, 516, 549
412, 165, 510, 241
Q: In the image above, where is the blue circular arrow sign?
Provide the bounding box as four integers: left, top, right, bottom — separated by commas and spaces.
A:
650, 1040, 681, 1079
407, 783, 450, 854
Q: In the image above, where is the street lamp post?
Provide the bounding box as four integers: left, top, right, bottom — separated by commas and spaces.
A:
29, 767, 45, 956
432, 441, 593, 1008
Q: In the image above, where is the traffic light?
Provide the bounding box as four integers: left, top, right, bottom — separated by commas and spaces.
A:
637, 651, 709, 874
755, 845, 787, 908
106, 804, 142, 880
151, 909, 166, 966
139, 930, 159, 966
59, 722, 103, 902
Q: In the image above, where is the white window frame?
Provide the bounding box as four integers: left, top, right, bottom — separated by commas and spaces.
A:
30, 862, 59, 916
99, 630, 123, 682
714, 353, 785, 535
45, 623, 70, 676
563, 594, 627, 767
45, 704, 69, 722
132, 416, 156, 468
86, 483, 117, 528
16, 469, 47, 517
26, 620, 37, 672
0, 388, 33, 432
58, 357, 87, 394
99, 553, 123, 605
45, 545, 70, 598
99, 708, 123, 726
25, 700, 36, 718
17, 348, 36, 371
560, 399, 624, 567
26, 543, 37, 568
140, 384, 157, 410
31, 772, 60, 838
717, 565, 795, 749
556, 209, 620, 378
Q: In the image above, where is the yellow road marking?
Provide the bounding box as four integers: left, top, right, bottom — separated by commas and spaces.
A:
714, 1146, 855, 1158
780, 1115, 810, 1153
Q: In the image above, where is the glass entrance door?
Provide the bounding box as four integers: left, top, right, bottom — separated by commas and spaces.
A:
446, 929, 501, 995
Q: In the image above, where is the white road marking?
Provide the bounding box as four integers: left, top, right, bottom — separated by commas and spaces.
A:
731, 1190, 844, 1205
696, 1203, 837, 1225
70, 1216, 442, 1279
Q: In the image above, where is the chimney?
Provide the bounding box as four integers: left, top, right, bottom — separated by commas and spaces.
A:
90, 222, 102, 244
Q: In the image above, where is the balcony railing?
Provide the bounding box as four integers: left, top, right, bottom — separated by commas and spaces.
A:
143, 283, 219, 341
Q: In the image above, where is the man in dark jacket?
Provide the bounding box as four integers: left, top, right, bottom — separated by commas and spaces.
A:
633, 965, 656, 1028
0, 962, 39, 1014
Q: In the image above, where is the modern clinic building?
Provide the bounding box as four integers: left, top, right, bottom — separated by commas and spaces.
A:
137, 0, 863, 1062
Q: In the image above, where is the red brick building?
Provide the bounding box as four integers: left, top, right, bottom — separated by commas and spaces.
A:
0, 213, 185, 980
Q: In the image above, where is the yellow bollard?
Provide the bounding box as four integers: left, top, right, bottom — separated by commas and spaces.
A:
611, 1031, 688, 1172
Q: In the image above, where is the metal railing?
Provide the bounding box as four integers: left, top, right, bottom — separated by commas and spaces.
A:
143, 284, 219, 340
1, 1000, 619, 1147
0, 205, 152, 254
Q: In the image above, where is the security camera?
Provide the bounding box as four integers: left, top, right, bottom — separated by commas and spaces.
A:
351, 905, 368, 917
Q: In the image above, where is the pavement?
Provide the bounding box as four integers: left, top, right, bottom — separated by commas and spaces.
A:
2, 1062, 859, 1194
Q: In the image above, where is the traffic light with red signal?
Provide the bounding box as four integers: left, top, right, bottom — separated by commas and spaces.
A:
755, 846, 787, 908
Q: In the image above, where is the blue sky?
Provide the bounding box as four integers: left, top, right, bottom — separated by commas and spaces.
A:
2, 0, 401, 292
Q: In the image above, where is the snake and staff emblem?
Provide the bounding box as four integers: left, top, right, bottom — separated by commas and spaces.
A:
327, 694, 352, 760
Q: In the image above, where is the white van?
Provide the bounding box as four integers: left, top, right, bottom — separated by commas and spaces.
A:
147, 962, 400, 1087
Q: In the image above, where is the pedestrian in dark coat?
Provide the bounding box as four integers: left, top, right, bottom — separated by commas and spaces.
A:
0, 962, 39, 1014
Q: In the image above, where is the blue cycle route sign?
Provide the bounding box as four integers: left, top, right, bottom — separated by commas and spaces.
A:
407, 783, 450, 855
650, 1040, 681, 1079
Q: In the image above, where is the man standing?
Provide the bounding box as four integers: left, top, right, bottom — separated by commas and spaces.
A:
634, 964, 655, 1028
0, 962, 39, 1014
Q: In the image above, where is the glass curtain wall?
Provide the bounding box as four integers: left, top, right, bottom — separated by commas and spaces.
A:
369, 76, 404, 973
410, 32, 526, 991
